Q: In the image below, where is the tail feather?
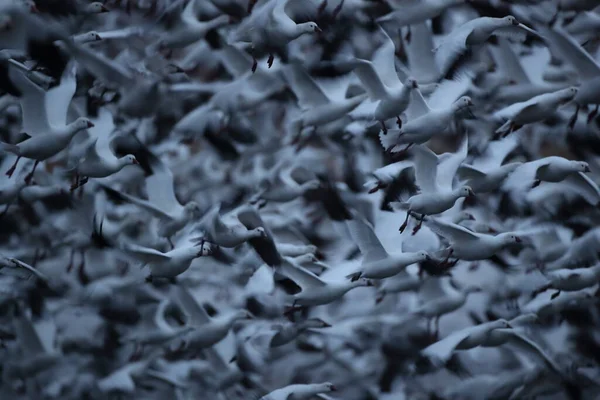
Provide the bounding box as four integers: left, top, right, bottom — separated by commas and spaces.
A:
378, 130, 397, 152
0, 142, 19, 155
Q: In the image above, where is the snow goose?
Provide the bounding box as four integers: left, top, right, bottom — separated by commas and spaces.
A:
120, 235, 213, 282
393, 138, 471, 235
251, 159, 321, 204
0, 3, 73, 80
284, 62, 367, 143
230, 0, 321, 72
377, 0, 465, 40
503, 156, 591, 189
99, 149, 203, 245
401, 277, 482, 336
532, 265, 600, 300
121, 299, 195, 359
456, 135, 522, 193
379, 80, 473, 153
170, 285, 253, 352
493, 86, 578, 136
194, 203, 267, 248
66, 107, 139, 190
426, 217, 523, 263
435, 16, 543, 79
96, 348, 164, 394
2, 62, 93, 183
537, 25, 600, 129
345, 213, 430, 280
281, 255, 373, 310
349, 25, 418, 133
544, 227, 600, 271
150, 0, 230, 51
421, 318, 512, 367
260, 382, 337, 400
488, 37, 572, 105
363, 159, 414, 194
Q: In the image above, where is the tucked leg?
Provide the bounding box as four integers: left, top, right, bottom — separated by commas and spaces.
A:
6, 156, 21, 178
267, 53, 274, 69
412, 214, 424, 235
24, 160, 39, 185
396, 116, 402, 129
568, 104, 579, 130
399, 211, 411, 233
380, 120, 387, 134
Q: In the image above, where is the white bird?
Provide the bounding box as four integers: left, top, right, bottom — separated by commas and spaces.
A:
230, 0, 321, 72
100, 149, 203, 246
426, 217, 523, 262
2, 62, 93, 183
345, 213, 430, 280
493, 87, 578, 136
379, 83, 473, 153
171, 286, 253, 351
350, 26, 419, 133
457, 135, 522, 193
280, 256, 373, 309
284, 62, 367, 144
66, 107, 139, 190
377, 0, 465, 33
196, 203, 267, 248
121, 239, 213, 281
152, 0, 230, 50
504, 156, 591, 189
533, 265, 600, 300
394, 138, 471, 234
421, 318, 512, 367
434, 16, 543, 79
260, 382, 337, 400
402, 277, 482, 336
537, 24, 600, 129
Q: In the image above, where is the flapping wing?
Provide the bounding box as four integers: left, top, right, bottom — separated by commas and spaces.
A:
560, 172, 600, 206
284, 63, 330, 108
121, 243, 171, 263
422, 327, 473, 365
412, 145, 439, 193
45, 61, 77, 128
237, 205, 282, 267
99, 184, 173, 219
346, 214, 389, 264
504, 330, 565, 378
434, 23, 473, 79
352, 58, 389, 100
436, 136, 468, 191
371, 26, 402, 90
539, 25, 600, 81
220, 44, 254, 78
488, 38, 530, 84
170, 285, 211, 325
280, 257, 326, 289
146, 150, 183, 215
457, 164, 487, 182
404, 22, 439, 83
8, 65, 51, 135
426, 217, 481, 243
89, 107, 117, 162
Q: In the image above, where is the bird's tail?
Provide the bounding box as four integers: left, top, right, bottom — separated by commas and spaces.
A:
0, 142, 19, 155
378, 130, 397, 152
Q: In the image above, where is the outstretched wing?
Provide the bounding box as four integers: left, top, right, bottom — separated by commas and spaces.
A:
346, 214, 389, 264
413, 145, 439, 193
